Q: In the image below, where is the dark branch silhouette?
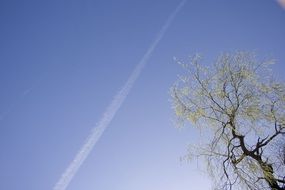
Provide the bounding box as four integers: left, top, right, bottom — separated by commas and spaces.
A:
172, 52, 285, 190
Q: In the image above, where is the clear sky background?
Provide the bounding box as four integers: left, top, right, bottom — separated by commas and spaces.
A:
0, 0, 285, 190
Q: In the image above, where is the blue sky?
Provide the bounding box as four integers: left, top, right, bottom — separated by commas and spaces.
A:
0, 0, 285, 190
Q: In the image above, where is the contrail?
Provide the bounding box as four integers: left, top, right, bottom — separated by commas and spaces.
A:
53, 1, 187, 189
0, 87, 34, 121
0, 76, 44, 122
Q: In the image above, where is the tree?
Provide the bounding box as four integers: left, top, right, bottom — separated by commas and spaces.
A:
171, 52, 285, 190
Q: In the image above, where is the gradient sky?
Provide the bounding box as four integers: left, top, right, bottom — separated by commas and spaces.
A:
0, 0, 285, 190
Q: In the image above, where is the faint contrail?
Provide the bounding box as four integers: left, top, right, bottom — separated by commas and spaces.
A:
0, 75, 45, 122
53, 1, 187, 189
0, 87, 33, 121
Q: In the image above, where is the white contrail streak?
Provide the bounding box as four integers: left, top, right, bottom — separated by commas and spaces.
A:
53, 1, 187, 189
